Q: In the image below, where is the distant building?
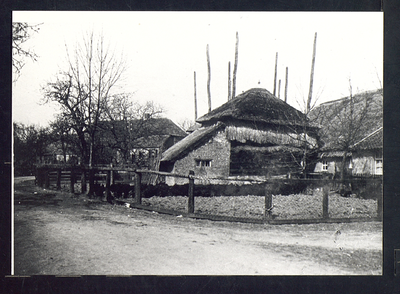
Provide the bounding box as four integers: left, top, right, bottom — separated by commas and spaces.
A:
310, 89, 383, 177
102, 117, 187, 169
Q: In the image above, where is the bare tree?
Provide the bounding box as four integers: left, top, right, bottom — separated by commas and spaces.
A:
43, 32, 126, 167
100, 96, 164, 165
12, 22, 41, 81
49, 115, 79, 164
13, 122, 50, 176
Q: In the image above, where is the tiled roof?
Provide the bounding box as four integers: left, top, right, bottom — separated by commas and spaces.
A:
351, 127, 383, 150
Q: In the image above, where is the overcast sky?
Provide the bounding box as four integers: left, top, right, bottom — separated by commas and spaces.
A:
12, 11, 383, 128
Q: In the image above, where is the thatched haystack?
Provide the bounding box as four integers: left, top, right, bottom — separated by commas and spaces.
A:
160, 88, 319, 184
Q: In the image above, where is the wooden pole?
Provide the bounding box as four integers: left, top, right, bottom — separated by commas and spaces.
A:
228, 61, 232, 101
194, 71, 198, 120
56, 169, 61, 190
264, 183, 273, 220
273, 52, 278, 96
206, 44, 212, 113
39, 167, 44, 187
88, 168, 94, 196
188, 170, 195, 213
232, 32, 239, 99
322, 182, 329, 219
70, 168, 75, 193
110, 164, 114, 185
135, 172, 142, 204
45, 168, 50, 189
278, 79, 281, 99
81, 168, 87, 194
377, 191, 383, 219
285, 67, 288, 103
307, 32, 317, 114
105, 170, 111, 202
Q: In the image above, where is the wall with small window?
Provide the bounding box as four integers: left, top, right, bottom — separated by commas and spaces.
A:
166, 130, 231, 185
351, 149, 382, 176
314, 159, 338, 174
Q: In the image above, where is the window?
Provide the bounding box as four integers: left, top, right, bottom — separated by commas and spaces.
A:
322, 160, 328, 171
375, 158, 383, 175
195, 159, 212, 168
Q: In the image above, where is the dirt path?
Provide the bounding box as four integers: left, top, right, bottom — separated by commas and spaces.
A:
13, 178, 382, 275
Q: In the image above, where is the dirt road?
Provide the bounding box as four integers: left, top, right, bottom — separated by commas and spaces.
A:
13, 177, 382, 275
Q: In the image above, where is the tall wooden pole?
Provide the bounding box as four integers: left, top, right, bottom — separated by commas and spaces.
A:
307, 32, 317, 114
278, 79, 281, 99
228, 61, 232, 101
273, 52, 278, 96
188, 170, 195, 213
194, 71, 198, 120
284, 67, 288, 103
206, 44, 211, 112
232, 32, 239, 99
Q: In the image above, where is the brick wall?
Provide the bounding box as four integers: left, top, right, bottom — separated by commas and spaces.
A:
167, 130, 231, 185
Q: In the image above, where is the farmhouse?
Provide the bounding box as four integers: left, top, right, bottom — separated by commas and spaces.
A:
127, 117, 187, 170
310, 89, 383, 177
160, 88, 319, 184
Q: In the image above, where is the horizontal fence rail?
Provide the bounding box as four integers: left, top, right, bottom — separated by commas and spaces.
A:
34, 164, 383, 224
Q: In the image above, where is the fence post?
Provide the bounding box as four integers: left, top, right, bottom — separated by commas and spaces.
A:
45, 168, 50, 189
188, 170, 195, 214
322, 181, 329, 219
37, 167, 43, 187
81, 167, 87, 194
377, 192, 383, 220
264, 181, 273, 220
135, 172, 142, 204
56, 168, 61, 190
110, 163, 114, 185
70, 168, 75, 193
105, 169, 111, 202
88, 168, 94, 196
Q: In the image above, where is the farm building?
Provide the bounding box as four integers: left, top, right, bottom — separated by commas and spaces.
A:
100, 117, 187, 170
127, 117, 187, 170
160, 88, 319, 185
310, 89, 383, 177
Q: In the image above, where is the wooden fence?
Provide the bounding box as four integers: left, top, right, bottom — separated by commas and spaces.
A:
35, 164, 383, 223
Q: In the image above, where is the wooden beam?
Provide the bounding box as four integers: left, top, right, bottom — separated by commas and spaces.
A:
307, 32, 317, 114
273, 52, 278, 96
278, 79, 281, 99
232, 32, 239, 99
206, 44, 211, 112
285, 67, 288, 103
194, 71, 198, 120
188, 170, 195, 213
135, 172, 142, 204
228, 61, 232, 101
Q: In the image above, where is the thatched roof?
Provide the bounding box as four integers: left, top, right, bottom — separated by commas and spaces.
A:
161, 122, 225, 162
196, 88, 311, 128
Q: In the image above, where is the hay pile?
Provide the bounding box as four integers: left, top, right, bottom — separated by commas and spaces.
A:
141, 192, 378, 220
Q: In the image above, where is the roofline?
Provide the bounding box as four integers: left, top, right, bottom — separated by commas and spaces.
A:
317, 88, 382, 108
351, 126, 383, 149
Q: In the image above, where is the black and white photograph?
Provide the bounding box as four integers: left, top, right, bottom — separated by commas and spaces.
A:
12, 11, 383, 276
